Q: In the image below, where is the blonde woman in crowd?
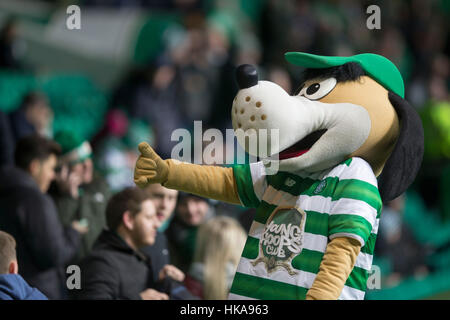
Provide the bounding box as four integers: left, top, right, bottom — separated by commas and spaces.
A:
184, 216, 247, 300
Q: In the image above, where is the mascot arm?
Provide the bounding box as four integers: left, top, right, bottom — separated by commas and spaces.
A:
134, 142, 241, 205
306, 237, 361, 300
164, 159, 241, 205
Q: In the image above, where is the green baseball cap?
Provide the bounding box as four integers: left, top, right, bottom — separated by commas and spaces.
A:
285, 52, 405, 98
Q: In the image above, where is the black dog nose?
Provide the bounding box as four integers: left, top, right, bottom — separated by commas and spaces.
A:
236, 64, 258, 89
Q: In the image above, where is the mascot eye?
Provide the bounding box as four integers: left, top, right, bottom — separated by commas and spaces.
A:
299, 77, 337, 100
306, 83, 320, 95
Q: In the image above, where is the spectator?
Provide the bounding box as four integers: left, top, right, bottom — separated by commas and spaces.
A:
140, 183, 180, 282
131, 59, 187, 159
75, 187, 184, 300
0, 135, 86, 299
93, 109, 154, 192
166, 193, 214, 273
267, 65, 293, 94
0, 110, 14, 166
9, 92, 53, 145
375, 194, 432, 286
111, 56, 187, 160
0, 19, 23, 70
237, 208, 256, 233
184, 216, 246, 299
145, 183, 179, 231
50, 130, 111, 263
0, 231, 47, 300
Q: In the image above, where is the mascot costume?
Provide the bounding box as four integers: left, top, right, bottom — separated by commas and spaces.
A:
134, 52, 424, 300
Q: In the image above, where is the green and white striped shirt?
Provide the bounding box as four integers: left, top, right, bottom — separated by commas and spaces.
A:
229, 157, 381, 300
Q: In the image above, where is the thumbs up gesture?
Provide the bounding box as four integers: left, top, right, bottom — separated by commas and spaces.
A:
134, 142, 169, 188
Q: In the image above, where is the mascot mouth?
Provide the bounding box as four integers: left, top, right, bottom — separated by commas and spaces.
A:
278, 129, 327, 160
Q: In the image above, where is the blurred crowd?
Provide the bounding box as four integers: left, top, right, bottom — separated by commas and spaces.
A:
0, 0, 449, 299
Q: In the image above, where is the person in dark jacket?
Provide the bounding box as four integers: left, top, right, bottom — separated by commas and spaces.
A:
140, 183, 182, 283
0, 231, 47, 300
166, 193, 214, 273
0, 19, 23, 70
0, 135, 86, 299
75, 187, 187, 300
0, 110, 14, 166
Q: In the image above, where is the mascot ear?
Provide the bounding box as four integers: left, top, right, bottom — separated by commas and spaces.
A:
378, 91, 424, 203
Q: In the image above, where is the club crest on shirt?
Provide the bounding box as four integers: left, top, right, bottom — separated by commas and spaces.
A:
252, 207, 306, 275
314, 180, 327, 194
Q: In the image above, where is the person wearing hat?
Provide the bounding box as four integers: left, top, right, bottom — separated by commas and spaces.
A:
134, 52, 424, 300
50, 130, 111, 263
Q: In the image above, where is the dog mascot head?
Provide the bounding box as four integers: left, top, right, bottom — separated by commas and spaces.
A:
232, 52, 424, 202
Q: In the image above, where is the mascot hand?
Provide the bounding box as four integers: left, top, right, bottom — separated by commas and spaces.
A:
134, 142, 169, 188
